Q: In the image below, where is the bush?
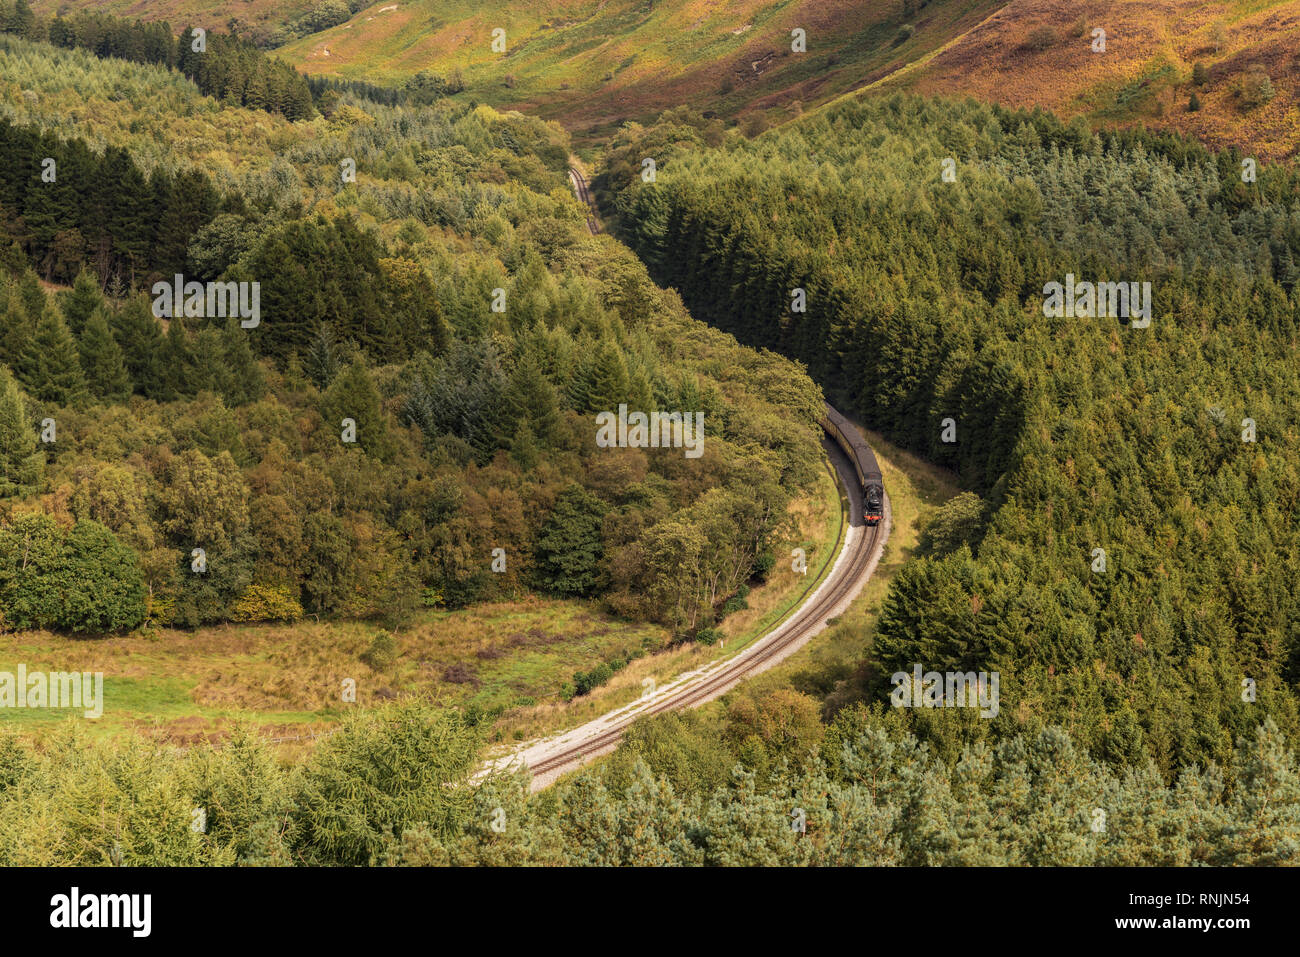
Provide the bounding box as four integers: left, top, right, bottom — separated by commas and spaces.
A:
0, 514, 146, 633
1192, 62, 1209, 86
361, 631, 398, 670
894, 24, 916, 46
695, 627, 723, 646
1025, 26, 1056, 51
573, 662, 614, 696
291, 702, 481, 865
1236, 66, 1275, 108
722, 585, 750, 616
230, 584, 304, 623
1188, 92, 1201, 112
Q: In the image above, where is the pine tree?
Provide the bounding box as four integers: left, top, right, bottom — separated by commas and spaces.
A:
321, 360, 387, 459
587, 341, 631, 413
17, 269, 44, 320
304, 323, 343, 390
111, 294, 166, 398
0, 365, 42, 496
221, 319, 265, 406
1218, 719, 1300, 865
17, 302, 89, 406
190, 326, 233, 399
60, 269, 103, 337
0, 282, 33, 370
504, 352, 562, 447
159, 316, 195, 399
78, 309, 132, 402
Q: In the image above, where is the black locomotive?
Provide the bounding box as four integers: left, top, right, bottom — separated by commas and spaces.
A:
821, 402, 884, 527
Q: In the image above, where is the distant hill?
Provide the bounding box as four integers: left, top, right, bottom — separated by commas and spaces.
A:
267, 0, 1008, 142
31, 1, 1300, 156
30, 0, 314, 39
873, 0, 1300, 159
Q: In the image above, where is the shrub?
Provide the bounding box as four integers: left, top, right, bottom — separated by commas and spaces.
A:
573, 662, 614, 696
291, 702, 481, 865
361, 631, 398, 670
695, 627, 723, 646
722, 585, 750, 616
1192, 62, 1209, 86
1188, 92, 1201, 112
1025, 26, 1056, 51
1236, 66, 1275, 108
230, 584, 304, 623
0, 515, 146, 633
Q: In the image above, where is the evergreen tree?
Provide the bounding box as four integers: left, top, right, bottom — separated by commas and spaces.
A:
60, 269, 103, 337
190, 326, 233, 399
111, 294, 166, 398
304, 323, 343, 390
0, 365, 42, 496
504, 351, 563, 447
533, 485, 608, 597
17, 302, 89, 406
321, 360, 387, 459
221, 320, 265, 406
159, 316, 196, 399
78, 308, 131, 402
0, 283, 32, 370
586, 341, 630, 413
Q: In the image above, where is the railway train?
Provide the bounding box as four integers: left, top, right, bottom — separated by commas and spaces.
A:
821, 402, 884, 527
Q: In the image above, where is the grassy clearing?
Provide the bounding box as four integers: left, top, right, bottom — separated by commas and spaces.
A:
0, 603, 665, 744
0, 459, 841, 750
483, 445, 845, 745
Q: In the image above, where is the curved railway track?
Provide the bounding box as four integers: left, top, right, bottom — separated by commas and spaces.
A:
508, 166, 893, 789
493, 417, 890, 790
568, 165, 601, 235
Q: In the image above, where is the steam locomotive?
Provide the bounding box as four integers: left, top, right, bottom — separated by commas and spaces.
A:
821, 403, 884, 527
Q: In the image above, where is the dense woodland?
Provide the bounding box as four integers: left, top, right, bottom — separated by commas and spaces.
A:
0, 31, 822, 640
613, 97, 1300, 776
1, 22, 1298, 865
0, 2, 314, 119
1, 699, 1296, 865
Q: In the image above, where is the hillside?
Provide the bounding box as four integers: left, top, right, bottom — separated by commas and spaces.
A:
611, 95, 1300, 773
29, 0, 1003, 141
279, 0, 1015, 141
29, 0, 314, 39
876, 0, 1300, 159
29, 1, 1300, 156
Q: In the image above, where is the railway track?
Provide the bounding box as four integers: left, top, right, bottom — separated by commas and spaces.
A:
512, 166, 893, 789
490, 420, 890, 790
568, 165, 601, 235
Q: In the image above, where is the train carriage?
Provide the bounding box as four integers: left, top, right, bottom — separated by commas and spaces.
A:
821, 403, 884, 527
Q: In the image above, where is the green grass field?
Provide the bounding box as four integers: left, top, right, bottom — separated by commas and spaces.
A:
0, 458, 843, 750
